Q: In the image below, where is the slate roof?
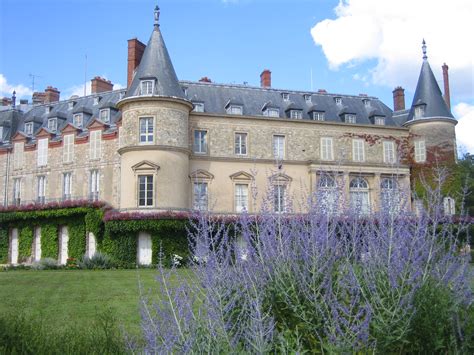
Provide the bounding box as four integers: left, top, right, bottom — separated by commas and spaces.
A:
406, 59, 454, 122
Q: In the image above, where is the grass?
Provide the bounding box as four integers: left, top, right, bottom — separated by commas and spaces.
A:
0, 268, 191, 336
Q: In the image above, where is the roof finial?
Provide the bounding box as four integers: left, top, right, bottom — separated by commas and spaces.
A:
12, 90, 16, 109
154, 5, 160, 28
422, 39, 427, 60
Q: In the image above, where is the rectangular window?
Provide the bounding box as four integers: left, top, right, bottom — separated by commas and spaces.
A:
63, 172, 72, 200
265, 108, 279, 117
290, 110, 302, 119
235, 184, 249, 212
13, 178, 21, 205
37, 175, 46, 203
193, 130, 208, 154
193, 182, 208, 211
227, 105, 243, 115
141, 80, 154, 95
352, 139, 365, 162
320, 137, 334, 161
304, 94, 312, 102
25, 122, 33, 135
312, 112, 325, 121
282, 93, 290, 101
63, 134, 74, 163
48, 118, 57, 132
0, 126, 3, 140
37, 138, 48, 166
13, 142, 24, 169
139, 117, 154, 144
234, 132, 247, 155
89, 130, 102, 160
193, 103, 204, 112
383, 141, 396, 164
414, 106, 425, 118
345, 114, 356, 123
73, 113, 83, 127
374, 117, 385, 125
335, 97, 342, 104
273, 135, 285, 160
138, 175, 153, 207
89, 170, 100, 201
414, 140, 426, 162
274, 185, 286, 213
99, 109, 110, 123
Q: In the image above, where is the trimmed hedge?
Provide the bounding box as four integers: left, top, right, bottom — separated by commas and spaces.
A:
18, 227, 33, 262
40, 224, 58, 259
0, 228, 8, 264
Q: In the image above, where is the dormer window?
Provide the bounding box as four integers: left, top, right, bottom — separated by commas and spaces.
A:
141, 80, 154, 95
183, 87, 188, 97
193, 102, 205, 112
119, 92, 125, 99
281, 93, 290, 101
73, 113, 83, 127
414, 105, 425, 118
374, 116, 385, 125
345, 114, 356, 123
334, 97, 342, 105
48, 118, 57, 132
0, 126, 3, 141
363, 99, 370, 107
312, 111, 325, 121
25, 122, 33, 135
290, 110, 302, 119
46, 106, 53, 114
93, 96, 101, 105
304, 94, 312, 102
68, 101, 75, 110
264, 108, 280, 117
99, 109, 110, 123
227, 105, 243, 115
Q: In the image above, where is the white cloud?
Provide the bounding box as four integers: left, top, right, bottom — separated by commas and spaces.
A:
454, 102, 474, 154
0, 74, 33, 98
310, 0, 474, 98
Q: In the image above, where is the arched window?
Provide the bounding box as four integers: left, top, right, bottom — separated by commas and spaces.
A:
318, 175, 338, 214
350, 177, 370, 214
380, 178, 400, 215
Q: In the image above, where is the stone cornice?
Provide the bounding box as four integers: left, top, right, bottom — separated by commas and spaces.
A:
403, 117, 457, 128
118, 144, 191, 156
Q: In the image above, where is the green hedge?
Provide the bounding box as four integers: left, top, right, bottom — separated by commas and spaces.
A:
68, 220, 86, 260
0, 228, 8, 264
40, 224, 58, 259
18, 227, 33, 262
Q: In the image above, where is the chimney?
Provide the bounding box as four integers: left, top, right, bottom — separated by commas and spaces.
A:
32, 92, 47, 105
442, 63, 451, 110
127, 38, 146, 88
317, 89, 327, 93
91, 76, 113, 94
199, 77, 212, 83
2, 97, 12, 106
44, 86, 60, 103
392, 86, 405, 111
260, 69, 271, 88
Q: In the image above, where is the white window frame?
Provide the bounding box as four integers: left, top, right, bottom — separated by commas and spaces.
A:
48, 118, 57, 132
193, 182, 208, 211
37, 138, 48, 167
227, 105, 243, 115
414, 105, 425, 119
193, 129, 208, 154
99, 109, 110, 123
13, 142, 24, 169
352, 139, 365, 162
73, 113, 83, 127
235, 183, 249, 213
290, 110, 302, 119
138, 175, 154, 207
304, 94, 312, 102
383, 141, 395, 164
63, 134, 74, 163
264, 108, 280, 117
89, 130, 102, 160
139, 117, 154, 144
345, 114, 356, 123
140, 80, 154, 95
282, 93, 290, 101
234, 132, 248, 156
37, 175, 46, 203
273, 184, 286, 213
193, 102, 204, 112
312, 111, 325, 121
349, 177, 370, 215
374, 117, 385, 125
13, 178, 21, 205
363, 99, 370, 107
335, 97, 342, 105
381, 178, 400, 215
320, 137, 334, 161
25, 122, 33, 135
414, 140, 426, 162
63, 172, 72, 200
318, 175, 338, 215
89, 169, 100, 201
273, 135, 285, 160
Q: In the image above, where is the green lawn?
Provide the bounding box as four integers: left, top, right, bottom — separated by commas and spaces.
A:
0, 269, 191, 336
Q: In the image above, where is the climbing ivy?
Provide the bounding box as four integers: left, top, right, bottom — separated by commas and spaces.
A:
68, 220, 86, 260
18, 227, 33, 263
0, 228, 8, 264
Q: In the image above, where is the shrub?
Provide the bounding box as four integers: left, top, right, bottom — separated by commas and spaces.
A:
32, 258, 60, 270
78, 252, 115, 270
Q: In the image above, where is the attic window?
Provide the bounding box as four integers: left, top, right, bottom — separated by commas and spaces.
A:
374, 116, 385, 125
119, 92, 125, 99
68, 101, 75, 110
345, 114, 356, 123
281, 93, 290, 101
334, 97, 342, 105
100, 109, 110, 123
46, 106, 53, 114
414, 105, 425, 118
73, 113, 83, 127
25, 122, 33, 135
193, 102, 204, 112
227, 105, 243, 115
140, 80, 154, 95
0, 126, 3, 141
183, 87, 188, 97
290, 110, 302, 119
304, 94, 312, 102
93, 97, 101, 105
363, 99, 370, 107
312, 111, 325, 121
48, 118, 57, 132
264, 108, 280, 117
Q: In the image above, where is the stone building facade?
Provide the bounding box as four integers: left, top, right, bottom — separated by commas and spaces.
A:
0, 8, 457, 217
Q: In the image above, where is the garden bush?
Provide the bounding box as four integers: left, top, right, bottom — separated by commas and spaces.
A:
32, 258, 60, 270
78, 252, 115, 270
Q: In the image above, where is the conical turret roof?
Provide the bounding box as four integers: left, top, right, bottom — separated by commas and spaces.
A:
125, 7, 185, 99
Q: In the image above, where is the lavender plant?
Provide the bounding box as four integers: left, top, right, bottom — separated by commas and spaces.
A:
138, 170, 473, 353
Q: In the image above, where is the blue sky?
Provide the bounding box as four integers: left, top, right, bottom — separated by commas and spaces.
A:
1, 0, 473, 152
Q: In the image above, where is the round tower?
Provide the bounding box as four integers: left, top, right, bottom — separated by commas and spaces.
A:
117, 6, 193, 211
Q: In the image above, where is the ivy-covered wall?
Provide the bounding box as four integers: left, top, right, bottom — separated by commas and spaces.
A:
18, 227, 33, 262
0, 228, 8, 264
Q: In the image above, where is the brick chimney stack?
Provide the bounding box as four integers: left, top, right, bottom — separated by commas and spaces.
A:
91, 76, 113, 93
260, 69, 271, 88
392, 86, 405, 111
127, 38, 146, 88
442, 63, 451, 110
32, 92, 47, 105
44, 86, 60, 103
199, 77, 212, 83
